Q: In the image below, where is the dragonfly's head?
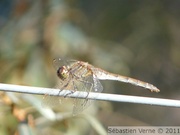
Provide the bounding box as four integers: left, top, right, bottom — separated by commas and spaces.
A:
57, 66, 69, 80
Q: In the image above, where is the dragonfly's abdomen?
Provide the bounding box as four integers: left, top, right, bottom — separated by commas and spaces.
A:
94, 68, 160, 92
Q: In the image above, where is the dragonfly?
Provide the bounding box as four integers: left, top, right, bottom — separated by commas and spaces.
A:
51, 58, 160, 115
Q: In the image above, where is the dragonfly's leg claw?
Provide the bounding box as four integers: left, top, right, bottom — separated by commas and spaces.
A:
58, 90, 62, 95
64, 90, 75, 98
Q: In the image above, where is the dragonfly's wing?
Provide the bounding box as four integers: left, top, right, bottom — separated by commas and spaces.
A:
52, 58, 104, 115
42, 94, 61, 108
72, 74, 103, 115
42, 75, 75, 109
93, 75, 103, 93
53, 58, 77, 70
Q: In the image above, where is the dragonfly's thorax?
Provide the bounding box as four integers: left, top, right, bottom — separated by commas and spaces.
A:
57, 66, 69, 80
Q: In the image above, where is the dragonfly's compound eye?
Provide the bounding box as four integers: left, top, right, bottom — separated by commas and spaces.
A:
57, 66, 69, 80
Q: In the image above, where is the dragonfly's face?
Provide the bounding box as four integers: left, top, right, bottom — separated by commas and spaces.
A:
57, 66, 69, 80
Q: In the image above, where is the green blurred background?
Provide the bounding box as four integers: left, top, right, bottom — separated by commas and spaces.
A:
0, 0, 180, 135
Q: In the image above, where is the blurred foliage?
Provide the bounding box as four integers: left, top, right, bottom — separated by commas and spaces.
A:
0, 0, 180, 135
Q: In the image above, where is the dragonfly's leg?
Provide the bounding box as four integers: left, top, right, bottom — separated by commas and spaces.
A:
58, 83, 67, 95
73, 75, 93, 93
64, 80, 77, 97
69, 63, 82, 74
63, 75, 76, 97
64, 91, 75, 97
58, 78, 72, 97
74, 74, 94, 92
73, 74, 94, 106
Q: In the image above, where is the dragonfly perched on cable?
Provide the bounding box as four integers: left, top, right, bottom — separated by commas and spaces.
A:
46, 58, 160, 115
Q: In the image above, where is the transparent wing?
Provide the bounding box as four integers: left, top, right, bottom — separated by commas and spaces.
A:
41, 78, 73, 108
42, 95, 61, 108
53, 58, 77, 70
42, 73, 75, 108
93, 75, 103, 93
72, 74, 103, 115
44, 58, 103, 115
42, 58, 76, 109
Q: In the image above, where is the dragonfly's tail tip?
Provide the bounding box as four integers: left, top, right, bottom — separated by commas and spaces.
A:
150, 88, 160, 93
156, 89, 160, 93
